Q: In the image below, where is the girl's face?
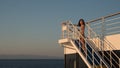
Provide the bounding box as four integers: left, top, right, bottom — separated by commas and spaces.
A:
80, 21, 83, 24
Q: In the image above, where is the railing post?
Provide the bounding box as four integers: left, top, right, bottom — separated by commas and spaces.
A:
101, 17, 105, 51
62, 23, 65, 39
110, 50, 112, 67
74, 25, 77, 40
100, 59, 102, 68
67, 21, 69, 39
92, 50, 95, 68
74, 60, 76, 68
87, 23, 91, 39
73, 24, 75, 39
119, 59, 120, 68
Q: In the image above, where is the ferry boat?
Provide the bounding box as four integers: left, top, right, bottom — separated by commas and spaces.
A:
58, 12, 120, 68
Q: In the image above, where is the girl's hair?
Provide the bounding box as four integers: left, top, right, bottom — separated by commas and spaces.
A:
78, 19, 85, 26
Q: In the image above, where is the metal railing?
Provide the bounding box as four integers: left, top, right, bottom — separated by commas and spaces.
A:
86, 12, 120, 68
60, 12, 120, 68
86, 23, 120, 68
61, 21, 109, 68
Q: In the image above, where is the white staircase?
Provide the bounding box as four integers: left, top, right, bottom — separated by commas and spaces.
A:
58, 12, 120, 68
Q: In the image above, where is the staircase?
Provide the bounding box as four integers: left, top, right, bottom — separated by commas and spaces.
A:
58, 12, 120, 68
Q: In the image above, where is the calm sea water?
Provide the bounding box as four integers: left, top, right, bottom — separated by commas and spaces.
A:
0, 59, 64, 68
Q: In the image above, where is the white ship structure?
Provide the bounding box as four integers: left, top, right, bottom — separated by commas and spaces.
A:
58, 12, 120, 68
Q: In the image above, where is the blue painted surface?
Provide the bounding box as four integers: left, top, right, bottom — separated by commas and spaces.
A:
74, 40, 101, 65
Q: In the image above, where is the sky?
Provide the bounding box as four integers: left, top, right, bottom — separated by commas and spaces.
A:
0, 0, 120, 59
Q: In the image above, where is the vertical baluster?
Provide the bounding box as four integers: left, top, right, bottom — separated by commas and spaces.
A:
87, 23, 91, 39
92, 50, 94, 68
110, 50, 112, 68
100, 59, 102, 68
101, 17, 106, 51
119, 59, 120, 68
74, 25, 77, 40
61, 26, 63, 39
67, 22, 69, 39
73, 24, 75, 39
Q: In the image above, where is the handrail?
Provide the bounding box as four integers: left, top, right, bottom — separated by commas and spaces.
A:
60, 12, 120, 68
86, 12, 120, 23
85, 12, 120, 51
86, 12, 120, 50
86, 21, 120, 68
64, 21, 109, 68
86, 23, 117, 50
70, 40, 92, 68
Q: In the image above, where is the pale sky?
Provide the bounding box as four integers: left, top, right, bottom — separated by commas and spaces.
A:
0, 0, 120, 59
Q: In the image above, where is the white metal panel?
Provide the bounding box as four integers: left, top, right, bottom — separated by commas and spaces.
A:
62, 25, 67, 31
64, 46, 76, 54
58, 38, 69, 44
106, 34, 120, 50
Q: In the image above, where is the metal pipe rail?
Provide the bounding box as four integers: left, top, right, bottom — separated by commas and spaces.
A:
86, 23, 120, 68
87, 12, 120, 24
69, 21, 110, 68
85, 12, 120, 68
60, 12, 120, 68
61, 21, 110, 68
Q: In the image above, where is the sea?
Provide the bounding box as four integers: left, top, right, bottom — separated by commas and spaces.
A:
0, 59, 64, 68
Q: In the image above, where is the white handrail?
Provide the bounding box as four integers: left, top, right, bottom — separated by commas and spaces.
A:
60, 12, 120, 68
66, 21, 109, 68
87, 12, 120, 23
86, 23, 120, 67
87, 13, 120, 67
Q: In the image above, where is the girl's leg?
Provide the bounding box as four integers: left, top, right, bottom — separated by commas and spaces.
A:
81, 38, 86, 56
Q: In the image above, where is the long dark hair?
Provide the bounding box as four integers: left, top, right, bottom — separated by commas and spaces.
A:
78, 19, 85, 26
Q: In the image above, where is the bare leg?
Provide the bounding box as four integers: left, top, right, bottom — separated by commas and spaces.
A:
81, 37, 86, 56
